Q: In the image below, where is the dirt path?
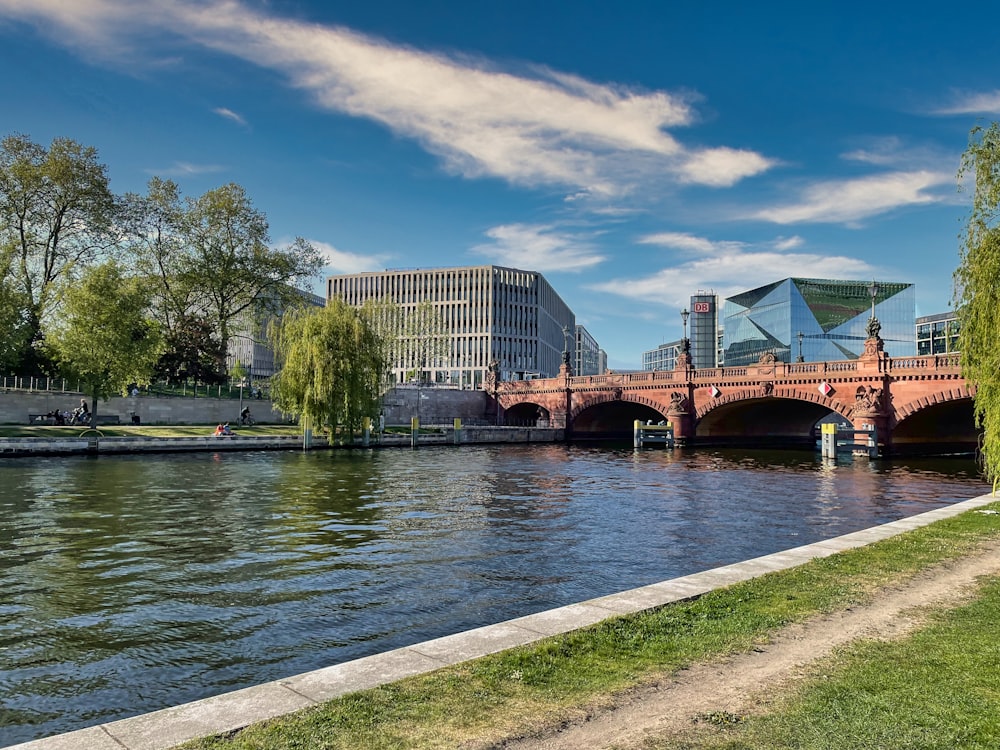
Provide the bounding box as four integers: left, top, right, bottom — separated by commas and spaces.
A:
492, 537, 1000, 750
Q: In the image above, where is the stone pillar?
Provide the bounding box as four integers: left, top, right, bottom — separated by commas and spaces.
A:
667, 389, 693, 446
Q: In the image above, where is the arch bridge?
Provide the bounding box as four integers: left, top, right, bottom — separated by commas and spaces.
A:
490, 337, 976, 456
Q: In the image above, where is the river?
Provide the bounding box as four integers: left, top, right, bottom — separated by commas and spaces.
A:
0, 444, 988, 745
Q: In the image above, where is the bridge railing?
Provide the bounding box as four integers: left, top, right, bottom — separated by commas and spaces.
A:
495, 353, 963, 393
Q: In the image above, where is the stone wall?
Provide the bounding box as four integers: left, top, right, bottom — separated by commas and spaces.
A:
380, 387, 494, 426
0, 390, 284, 426
0, 387, 495, 427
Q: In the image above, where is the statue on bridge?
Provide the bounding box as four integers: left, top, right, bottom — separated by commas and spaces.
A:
866, 314, 882, 340
854, 385, 884, 413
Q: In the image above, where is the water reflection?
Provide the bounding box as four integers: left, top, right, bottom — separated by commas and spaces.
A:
0, 445, 988, 744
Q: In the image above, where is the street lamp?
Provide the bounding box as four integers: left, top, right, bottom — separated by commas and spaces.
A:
562, 325, 571, 367
866, 279, 882, 340
680, 308, 690, 354
797, 331, 804, 362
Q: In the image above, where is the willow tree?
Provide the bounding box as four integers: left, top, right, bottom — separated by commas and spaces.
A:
956, 123, 1000, 488
269, 299, 388, 439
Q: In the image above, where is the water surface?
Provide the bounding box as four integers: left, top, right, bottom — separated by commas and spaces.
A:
0, 444, 988, 744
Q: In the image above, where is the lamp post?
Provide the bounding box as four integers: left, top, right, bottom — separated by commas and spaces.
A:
797, 330, 804, 362
562, 325, 571, 367
866, 279, 882, 340
680, 307, 690, 354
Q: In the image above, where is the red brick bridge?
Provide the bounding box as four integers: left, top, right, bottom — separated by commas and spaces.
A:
490, 337, 976, 456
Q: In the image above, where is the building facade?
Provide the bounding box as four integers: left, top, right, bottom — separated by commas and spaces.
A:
722, 278, 916, 366
227, 288, 325, 382
642, 341, 682, 371
689, 291, 720, 369
916, 312, 959, 355
574, 325, 604, 376
327, 265, 577, 387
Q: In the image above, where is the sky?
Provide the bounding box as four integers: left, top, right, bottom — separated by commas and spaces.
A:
0, 1, 996, 369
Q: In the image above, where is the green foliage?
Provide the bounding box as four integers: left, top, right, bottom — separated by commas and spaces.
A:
153, 313, 226, 385
45, 261, 164, 409
956, 123, 1000, 486
0, 133, 115, 372
179, 183, 322, 352
269, 299, 388, 436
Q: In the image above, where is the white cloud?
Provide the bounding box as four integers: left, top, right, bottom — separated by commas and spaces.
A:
933, 90, 1000, 115
0, 0, 774, 197
750, 170, 949, 225
213, 107, 247, 126
637, 231, 742, 254
773, 235, 804, 251
471, 223, 606, 272
310, 239, 389, 275
590, 248, 876, 308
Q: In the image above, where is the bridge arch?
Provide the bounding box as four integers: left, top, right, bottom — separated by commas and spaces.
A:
890, 387, 978, 455
695, 390, 848, 447
570, 393, 669, 436
502, 400, 550, 426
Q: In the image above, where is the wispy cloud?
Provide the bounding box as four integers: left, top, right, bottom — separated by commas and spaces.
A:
144, 161, 226, 177
932, 89, 1000, 115
309, 239, 389, 275
471, 223, 606, 272
749, 171, 949, 225
213, 106, 247, 127
637, 231, 743, 254
0, 0, 775, 198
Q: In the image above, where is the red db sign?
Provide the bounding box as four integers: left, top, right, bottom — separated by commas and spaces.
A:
692, 302, 710, 313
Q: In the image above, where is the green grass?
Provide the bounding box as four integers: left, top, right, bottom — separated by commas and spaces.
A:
0, 424, 304, 438
647, 577, 1000, 749
177, 500, 1000, 750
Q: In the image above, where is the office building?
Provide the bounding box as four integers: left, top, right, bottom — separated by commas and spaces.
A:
689, 291, 720, 369
722, 278, 915, 366
227, 288, 325, 381
327, 265, 577, 387
642, 341, 683, 371
916, 312, 959, 355
574, 325, 604, 376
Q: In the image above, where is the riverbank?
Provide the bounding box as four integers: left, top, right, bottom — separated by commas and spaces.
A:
9, 493, 998, 750
0, 425, 563, 456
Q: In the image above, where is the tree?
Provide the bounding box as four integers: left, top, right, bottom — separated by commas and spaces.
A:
179, 183, 321, 355
268, 299, 388, 439
153, 313, 226, 385
955, 123, 1000, 488
0, 134, 116, 372
119, 177, 194, 336
46, 261, 163, 424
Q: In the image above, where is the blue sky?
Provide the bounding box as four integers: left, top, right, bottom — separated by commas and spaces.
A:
0, 1, 995, 369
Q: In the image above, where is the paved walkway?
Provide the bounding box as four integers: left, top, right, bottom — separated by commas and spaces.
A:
7, 493, 996, 750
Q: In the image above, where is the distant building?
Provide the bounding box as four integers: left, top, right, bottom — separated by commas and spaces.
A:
916, 312, 959, 355
574, 325, 604, 376
642, 340, 682, 371
227, 288, 325, 381
327, 265, 578, 387
689, 291, 720, 369
723, 278, 915, 366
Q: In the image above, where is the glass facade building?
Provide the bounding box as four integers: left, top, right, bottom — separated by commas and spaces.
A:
722, 278, 915, 366
642, 341, 682, 371
916, 312, 959, 355
689, 292, 719, 369
574, 325, 604, 375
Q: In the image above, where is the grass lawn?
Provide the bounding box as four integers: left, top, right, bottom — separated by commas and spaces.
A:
177, 500, 1000, 750
0, 424, 304, 438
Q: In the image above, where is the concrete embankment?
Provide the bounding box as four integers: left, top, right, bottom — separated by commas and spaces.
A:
0, 428, 564, 457
9, 493, 996, 750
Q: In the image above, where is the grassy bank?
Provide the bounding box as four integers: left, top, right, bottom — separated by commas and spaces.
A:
177, 499, 1000, 750
0, 424, 303, 438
